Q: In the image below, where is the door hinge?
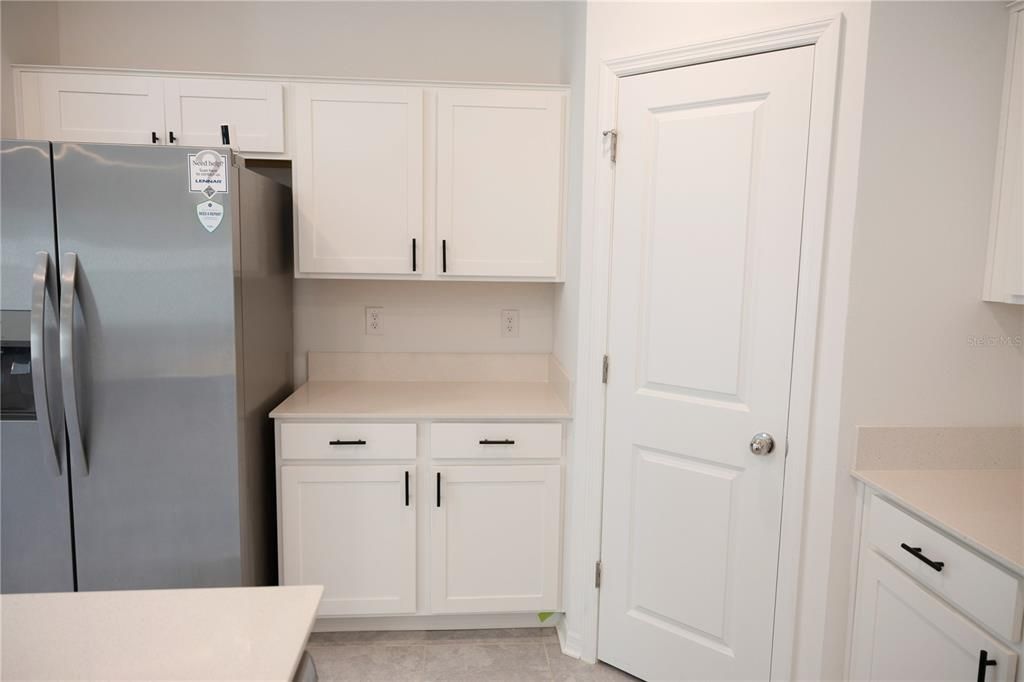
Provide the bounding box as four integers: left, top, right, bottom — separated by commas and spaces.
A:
601, 355, 609, 383
602, 129, 618, 163
594, 560, 602, 589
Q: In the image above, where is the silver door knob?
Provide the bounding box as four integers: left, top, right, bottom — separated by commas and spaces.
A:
750, 433, 775, 455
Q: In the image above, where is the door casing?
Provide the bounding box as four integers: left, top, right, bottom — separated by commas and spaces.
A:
565, 15, 849, 681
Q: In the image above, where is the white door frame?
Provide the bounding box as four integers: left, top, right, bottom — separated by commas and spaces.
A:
570, 15, 845, 681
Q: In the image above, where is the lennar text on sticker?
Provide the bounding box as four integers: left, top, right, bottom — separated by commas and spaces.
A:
196, 200, 225, 233
188, 150, 229, 194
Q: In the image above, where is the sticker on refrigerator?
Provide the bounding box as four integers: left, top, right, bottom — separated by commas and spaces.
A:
196, 200, 224, 233
187, 150, 229, 195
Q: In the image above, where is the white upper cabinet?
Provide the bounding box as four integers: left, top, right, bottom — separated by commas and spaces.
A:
293, 83, 424, 276
163, 78, 284, 153
436, 88, 565, 279
984, 3, 1024, 304
27, 73, 165, 145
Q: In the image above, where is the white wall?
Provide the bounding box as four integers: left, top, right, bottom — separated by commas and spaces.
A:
569, 2, 873, 677
829, 1, 1024, 676
1, 2, 58, 137
40, 1, 579, 382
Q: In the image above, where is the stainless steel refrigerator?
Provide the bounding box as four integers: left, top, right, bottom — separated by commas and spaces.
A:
1, 140, 293, 593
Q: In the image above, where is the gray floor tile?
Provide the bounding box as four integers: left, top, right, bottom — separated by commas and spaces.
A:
308, 643, 426, 681
423, 641, 551, 676
545, 643, 640, 681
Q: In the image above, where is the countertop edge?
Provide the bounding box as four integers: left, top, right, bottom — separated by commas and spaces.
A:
851, 469, 1024, 578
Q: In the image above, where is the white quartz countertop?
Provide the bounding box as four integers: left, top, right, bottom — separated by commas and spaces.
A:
270, 381, 571, 420
853, 468, 1024, 576
1, 585, 323, 681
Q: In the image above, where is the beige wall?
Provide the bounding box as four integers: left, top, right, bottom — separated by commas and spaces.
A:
30, 1, 582, 382
831, 0, 1024, 672
1, 2, 58, 137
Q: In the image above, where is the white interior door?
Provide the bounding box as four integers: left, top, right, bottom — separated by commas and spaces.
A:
36, 73, 165, 144
430, 465, 561, 613
849, 550, 1017, 681
281, 465, 416, 616
164, 78, 284, 153
294, 83, 423, 275
436, 88, 565, 278
597, 46, 815, 681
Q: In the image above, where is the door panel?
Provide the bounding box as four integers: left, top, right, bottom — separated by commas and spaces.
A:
294, 84, 422, 275
850, 551, 1017, 681
0, 140, 73, 594
53, 143, 243, 590
436, 89, 564, 278
598, 47, 815, 681
37, 73, 165, 145
281, 465, 416, 616
164, 79, 284, 153
430, 465, 560, 613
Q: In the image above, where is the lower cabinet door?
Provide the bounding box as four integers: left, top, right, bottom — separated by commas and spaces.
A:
850, 550, 1017, 681
281, 465, 416, 616
430, 465, 561, 613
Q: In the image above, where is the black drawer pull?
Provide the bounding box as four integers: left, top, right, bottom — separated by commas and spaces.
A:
978, 650, 996, 682
479, 439, 515, 445
436, 472, 441, 508
900, 543, 945, 572
221, 124, 230, 145
404, 470, 410, 507
329, 439, 366, 446
412, 238, 417, 272
442, 240, 447, 273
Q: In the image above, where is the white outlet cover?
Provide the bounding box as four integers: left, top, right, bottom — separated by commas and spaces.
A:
501, 309, 519, 338
365, 307, 384, 335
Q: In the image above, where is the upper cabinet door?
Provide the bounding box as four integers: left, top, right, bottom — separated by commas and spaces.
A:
436, 88, 565, 279
34, 73, 165, 145
294, 84, 423, 276
164, 79, 284, 153
984, 6, 1024, 304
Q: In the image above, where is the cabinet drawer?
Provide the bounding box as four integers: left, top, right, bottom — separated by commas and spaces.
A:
281, 423, 416, 460
430, 423, 562, 460
867, 495, 1023, 641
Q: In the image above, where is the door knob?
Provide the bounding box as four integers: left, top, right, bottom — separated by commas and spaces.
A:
750, 433, 775, 455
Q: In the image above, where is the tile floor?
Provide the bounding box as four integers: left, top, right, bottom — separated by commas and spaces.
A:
307, 627, 639, 681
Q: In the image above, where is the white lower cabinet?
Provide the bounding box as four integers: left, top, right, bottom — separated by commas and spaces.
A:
281, 464, 416, 616
850, 550, 1016, 681
430, 465, 561, 613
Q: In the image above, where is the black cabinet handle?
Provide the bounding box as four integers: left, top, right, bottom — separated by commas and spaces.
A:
412, 238, 417, 272
151, 131, 159, 144
436, 472, 441, 508
220, 124, 230, 145
328, 439, 366, 446
900, 543, 945, 572
168, 131, 176, 144
977, 650, 996, 682
404, 470, 410, 507
479, 439, 515, 445
442, 240, 447, 273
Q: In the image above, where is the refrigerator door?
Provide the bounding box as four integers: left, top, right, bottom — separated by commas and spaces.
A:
53, 142, 244, 590
0, 140, 74, 593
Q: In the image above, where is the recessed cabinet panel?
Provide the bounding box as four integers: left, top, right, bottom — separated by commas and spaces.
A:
35, 73, 165, 145
294, 84, 423, 275
164, 79, 284, 153
281, 465, 416, 616
436, 89, 565, 278
850, 550, 1017, 681
430, 465, 560, 613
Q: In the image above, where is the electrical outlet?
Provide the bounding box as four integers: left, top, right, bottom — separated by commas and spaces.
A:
501, 309, 519, 338
365, 307, 384, 335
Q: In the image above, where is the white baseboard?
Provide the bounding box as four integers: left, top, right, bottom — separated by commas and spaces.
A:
555, 619, 585, 660
313, 612, 554, 632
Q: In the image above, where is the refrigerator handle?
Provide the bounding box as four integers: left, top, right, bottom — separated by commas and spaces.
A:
59, 253, 88, 475
30, 251, 62, 475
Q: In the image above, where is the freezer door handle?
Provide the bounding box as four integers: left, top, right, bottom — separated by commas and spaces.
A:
59, 253, 88, 474
30, 251, 62, 475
